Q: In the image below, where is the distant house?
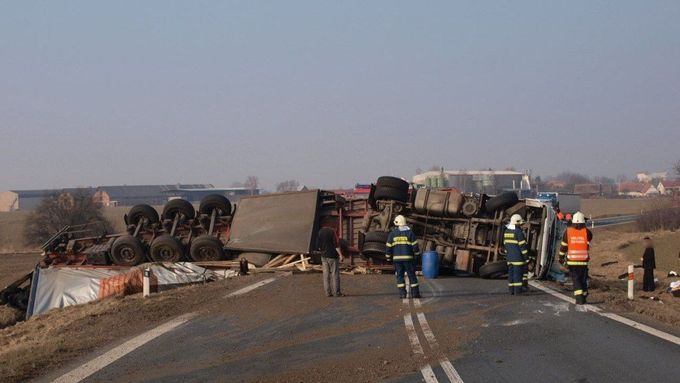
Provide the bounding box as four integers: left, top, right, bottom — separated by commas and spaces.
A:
618, 182, 659, 197
573, 183, 616, 198
657, 180, 680, 195
636, 172, 668, 183
545, 180, 567, 191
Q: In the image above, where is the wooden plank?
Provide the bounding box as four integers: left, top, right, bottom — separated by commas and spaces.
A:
263, 254, 286, 268
277, 257, 311, 268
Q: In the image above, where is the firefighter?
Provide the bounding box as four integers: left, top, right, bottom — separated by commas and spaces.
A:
504, 214, 529, 295
559, 211, 593, 304
386, 215, 421, 299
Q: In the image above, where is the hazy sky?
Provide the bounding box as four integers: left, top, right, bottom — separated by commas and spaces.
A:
1, 1, 679, 191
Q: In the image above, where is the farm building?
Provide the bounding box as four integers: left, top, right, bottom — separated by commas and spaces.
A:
617, 182, 659, 197
573, 183, 616, 198
5, 184, 254, 210
413, 170, 530, 195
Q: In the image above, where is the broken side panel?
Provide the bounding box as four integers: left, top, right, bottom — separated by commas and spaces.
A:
226, 190, 321, 255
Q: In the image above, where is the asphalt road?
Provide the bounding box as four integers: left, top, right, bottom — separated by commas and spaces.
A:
43, 274, 680, 383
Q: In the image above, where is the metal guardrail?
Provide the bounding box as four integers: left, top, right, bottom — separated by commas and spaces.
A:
590, 215, 640, 228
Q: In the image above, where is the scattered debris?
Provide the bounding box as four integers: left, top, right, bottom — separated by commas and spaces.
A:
600, 261, 619, 267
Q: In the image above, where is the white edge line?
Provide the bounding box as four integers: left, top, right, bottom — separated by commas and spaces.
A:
416, 312, 465, 383
226, 277, 277, 298
420, 364, 439, 383
530, 281, 680, 346
440, 359, 465, 383
414, 298, 422, 309
403, 313, 424, 354
416, 312, 438, 349
52, 312, 197, 383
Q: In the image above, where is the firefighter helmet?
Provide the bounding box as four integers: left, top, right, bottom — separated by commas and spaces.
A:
394, 215, 407, 226
510, 214, 525, 225
572, 211, 586, 224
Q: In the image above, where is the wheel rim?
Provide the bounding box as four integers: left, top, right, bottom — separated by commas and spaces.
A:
157, 245, 179, 261
198, 246, 219, 260
119, 245, 138, 262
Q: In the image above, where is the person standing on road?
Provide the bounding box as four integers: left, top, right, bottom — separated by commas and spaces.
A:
317, 222, 344, 297
641, 237, 656, 292
386, 215, 421, 299
559, 211, 593, 305
503, 214, 529, 295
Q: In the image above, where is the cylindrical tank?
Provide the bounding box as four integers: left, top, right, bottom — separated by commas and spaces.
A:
422, 250, 440, 279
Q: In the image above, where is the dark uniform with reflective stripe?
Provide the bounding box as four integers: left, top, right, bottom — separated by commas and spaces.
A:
503, 225, 529, 295
559, 225, 593, 304
386, 226, 421, 298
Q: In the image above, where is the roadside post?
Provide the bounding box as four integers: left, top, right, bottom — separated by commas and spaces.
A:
627, 264, 634, 300
143, 268, 151, 298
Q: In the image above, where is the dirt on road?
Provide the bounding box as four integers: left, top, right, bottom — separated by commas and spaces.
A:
0, 273, 270, 383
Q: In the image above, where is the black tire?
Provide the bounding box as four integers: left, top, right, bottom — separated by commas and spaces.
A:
150, 235, 185, 262
0, 287, 20, 305
238, 252, 272, 267
484, 192, 519, 213
479, 261, 508, 279
127, 204, 160, 225
111, 235, 146, 266
162, 199, 196, 220
376, 176, 409, 191
364, 231, 389, 243
189, 236, 225, 261
362, 242, 387, 258
373, 186, 409, 203
198, 194, 232, 217
11, 289, 29, 311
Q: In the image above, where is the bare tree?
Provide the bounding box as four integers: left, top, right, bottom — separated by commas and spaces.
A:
24, 189, 114, 246
276, 180, 300, 192
244, 176, 259, 195
675, 160, 680, 177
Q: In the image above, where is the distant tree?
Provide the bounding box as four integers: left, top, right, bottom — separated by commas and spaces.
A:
276, 180, 300, 192
593, 176, 615, 184
230, 181, 244, 188
244, 176, 259, 195
24, 189, 113, 246
674, 160, 680, 177
555, 171, 592, 188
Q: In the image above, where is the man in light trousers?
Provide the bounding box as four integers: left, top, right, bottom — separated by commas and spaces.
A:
318, 224, 344, 297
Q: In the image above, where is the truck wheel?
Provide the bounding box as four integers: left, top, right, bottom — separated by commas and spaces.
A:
189, 236, 224, 261
373, 186, 409, 203
484, 192, 519, 213
479, 261, 508, 279
150, 235, 185, 262
364, 230, 389, 243
238, 252, 272, 267
111, 235, 146, 266
127, 204, 159, 225
162, 199, 196, 220
462, 200, 480, 217
376, 176, 409, 191
198, 194, 232, 217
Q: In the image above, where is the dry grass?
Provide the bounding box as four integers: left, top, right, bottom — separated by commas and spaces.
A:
0, 207, 133, 253
580, 198, 671, 218
584, 226, 680, 328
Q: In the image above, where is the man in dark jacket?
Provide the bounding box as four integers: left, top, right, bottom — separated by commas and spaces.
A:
317, 222, 344, 297
641, 237, 656, 292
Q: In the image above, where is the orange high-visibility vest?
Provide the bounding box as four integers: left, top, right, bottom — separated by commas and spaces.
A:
566, 227, 589, 262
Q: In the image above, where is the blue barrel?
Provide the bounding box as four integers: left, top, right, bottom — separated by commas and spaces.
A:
422, 251, 440, 279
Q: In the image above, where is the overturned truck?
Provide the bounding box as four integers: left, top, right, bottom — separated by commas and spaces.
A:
359, 176, 557, 279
